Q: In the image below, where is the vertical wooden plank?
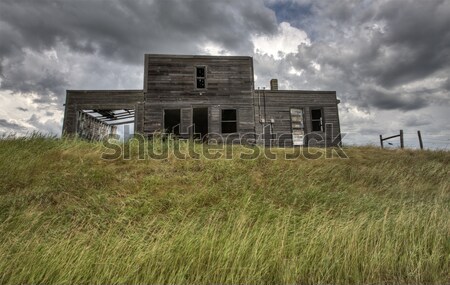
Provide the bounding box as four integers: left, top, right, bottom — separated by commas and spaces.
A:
181, 108, 192, 135
210, 107, 220, 134
418, 130, 424, 150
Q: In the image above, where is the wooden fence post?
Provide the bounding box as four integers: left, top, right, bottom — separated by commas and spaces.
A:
380, 135, 384, 149
400, 130, 404, 149
418, 130, 423, 150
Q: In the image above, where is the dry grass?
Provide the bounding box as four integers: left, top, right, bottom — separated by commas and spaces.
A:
0, 135, 449, 284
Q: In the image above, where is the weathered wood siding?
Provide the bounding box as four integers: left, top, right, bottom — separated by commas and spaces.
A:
253, 90, 341, 147
143, 55, 255, 141
62, 55, 342, 146
62, 90, 144, 135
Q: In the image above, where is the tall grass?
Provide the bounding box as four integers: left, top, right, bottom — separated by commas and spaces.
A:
0, 136, 448, 284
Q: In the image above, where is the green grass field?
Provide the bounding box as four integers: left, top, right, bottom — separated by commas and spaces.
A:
0, 136, 449, 284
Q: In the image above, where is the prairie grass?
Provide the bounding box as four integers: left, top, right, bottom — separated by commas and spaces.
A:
0, 135, 448, 284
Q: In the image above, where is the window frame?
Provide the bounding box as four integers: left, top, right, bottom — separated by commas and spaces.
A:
220, 109, 238, 134
194, 65, 207, 90
310, 107, 324, 132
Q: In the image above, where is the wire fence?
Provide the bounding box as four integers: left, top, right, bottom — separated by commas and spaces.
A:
342, 131, 450, 150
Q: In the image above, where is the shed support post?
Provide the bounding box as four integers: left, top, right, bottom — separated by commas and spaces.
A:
380, 135, 384, 149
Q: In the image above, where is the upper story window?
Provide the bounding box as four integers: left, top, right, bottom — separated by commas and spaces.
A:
311, 108, 323, 132
196, 66, 206, 89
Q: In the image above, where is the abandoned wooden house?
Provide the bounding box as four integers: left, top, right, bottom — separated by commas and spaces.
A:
62, 54, 342, 146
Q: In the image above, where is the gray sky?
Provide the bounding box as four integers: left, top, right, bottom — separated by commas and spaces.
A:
0, 0, 449, 149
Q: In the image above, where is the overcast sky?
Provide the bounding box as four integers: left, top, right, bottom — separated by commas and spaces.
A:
0, 0, 449, 149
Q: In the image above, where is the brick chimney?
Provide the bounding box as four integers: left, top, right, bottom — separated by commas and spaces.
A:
270, 79, 278, 91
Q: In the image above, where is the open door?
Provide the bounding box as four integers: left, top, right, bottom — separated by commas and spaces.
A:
290, 108, 305, 146
164, 109, 181, 135
192, 108, 208, 141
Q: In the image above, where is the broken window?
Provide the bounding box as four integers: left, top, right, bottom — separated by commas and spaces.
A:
196, 66, 206, 89
221, 109, 237, 133
311, 108, 323, 132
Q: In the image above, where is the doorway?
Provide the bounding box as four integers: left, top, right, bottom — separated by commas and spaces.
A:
192, 108, 208, 140
164, 109, 181, 135
290, 108, 305, 146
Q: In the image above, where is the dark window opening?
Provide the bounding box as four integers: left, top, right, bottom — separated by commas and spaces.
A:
222, 109, 237, 121
221, 109, 237, 133
193, 108, 208, 140
196, 66, 206, 89
311, 108, 323, 132
196, 67, 205, 77
197, 79, 205, 89
164, 109, 181, 135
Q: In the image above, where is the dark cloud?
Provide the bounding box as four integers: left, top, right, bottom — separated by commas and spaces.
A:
404, 115, 432, 127
443, 78, 450, 91
0, 118, 25, 131
16, 107, 28, 112
0, 0, 276, 64
278, 0, 450, 112
364, 89, 429, 111
1, 62, 68, 104
0, 0, 277, 106
370, 0, 450, 87
26, 114, 61, 135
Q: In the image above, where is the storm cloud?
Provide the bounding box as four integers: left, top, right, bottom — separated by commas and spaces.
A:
0, 0, 277, 64
275, 0, 450, 110
0, 0, 277, 104
0, 118, 26, 131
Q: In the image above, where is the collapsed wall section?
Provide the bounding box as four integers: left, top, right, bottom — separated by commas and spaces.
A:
76, 111, 117, 140
62, 90, 144, 139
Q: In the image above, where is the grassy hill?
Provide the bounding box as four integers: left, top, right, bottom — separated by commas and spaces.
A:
0, 136, 449, 284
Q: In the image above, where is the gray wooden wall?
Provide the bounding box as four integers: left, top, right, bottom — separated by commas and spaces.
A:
253, 90, 341, 147
144, 55, 255, 141
62, 55, 342, 147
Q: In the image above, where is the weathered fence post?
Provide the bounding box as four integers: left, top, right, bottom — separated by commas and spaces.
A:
400, 130, 404, 149
380, 130, 407, 149
417, 130, 423, 150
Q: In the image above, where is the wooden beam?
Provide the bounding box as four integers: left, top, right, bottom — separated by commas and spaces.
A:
102, 115, 135, 122
107, 120, 135, 126
382, 134, 400, 141
98, 113, 135, 120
